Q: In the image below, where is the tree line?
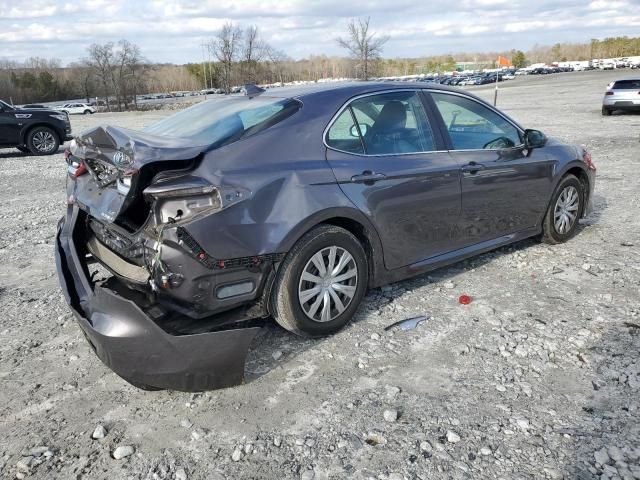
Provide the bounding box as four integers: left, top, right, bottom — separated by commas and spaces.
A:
1, 29, 638, 107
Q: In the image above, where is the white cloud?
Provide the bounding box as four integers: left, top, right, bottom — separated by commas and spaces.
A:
0, 0, 638, 64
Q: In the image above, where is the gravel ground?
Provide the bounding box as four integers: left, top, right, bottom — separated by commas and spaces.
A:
0, 70, 639, 480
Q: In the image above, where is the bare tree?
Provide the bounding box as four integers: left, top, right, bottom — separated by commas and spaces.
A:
114, 39, 144, 110
336, 17, 389, 80
265, 46, 291, 85
68, 61, 96, 103
242, 25, 266, 83
212, 22, 243, 93
87, 42, 115, 110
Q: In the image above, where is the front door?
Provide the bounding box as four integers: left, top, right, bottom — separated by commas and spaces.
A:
429, 92, 554, 246
325, 90, 463, 270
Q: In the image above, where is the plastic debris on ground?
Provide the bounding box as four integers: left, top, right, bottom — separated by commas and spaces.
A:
384, 315, 427, 331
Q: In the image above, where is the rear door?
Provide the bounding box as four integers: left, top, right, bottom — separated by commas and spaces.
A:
325, 90, 463, 270
428, 91, 554, 245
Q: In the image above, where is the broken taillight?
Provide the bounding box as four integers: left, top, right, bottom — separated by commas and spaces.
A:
67, 160, 87, 177
582, 148, 596, 172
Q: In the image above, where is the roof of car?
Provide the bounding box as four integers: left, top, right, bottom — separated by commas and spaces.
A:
259, 81, 463, 99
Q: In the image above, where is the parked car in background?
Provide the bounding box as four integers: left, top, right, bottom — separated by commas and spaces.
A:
0, 99, 72, 154
56, 103, 96, 115
56, 82, 596, 391
20, 104, 47, 109
602, 77, 640, 115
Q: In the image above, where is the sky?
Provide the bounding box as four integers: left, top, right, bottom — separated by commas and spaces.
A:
1, 0, 639, 65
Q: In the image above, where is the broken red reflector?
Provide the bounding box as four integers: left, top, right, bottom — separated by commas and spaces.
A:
458, 295, 472, 305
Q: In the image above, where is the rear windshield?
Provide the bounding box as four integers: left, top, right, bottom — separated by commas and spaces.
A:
145, 96, 301, 146
612, 80, 640, 90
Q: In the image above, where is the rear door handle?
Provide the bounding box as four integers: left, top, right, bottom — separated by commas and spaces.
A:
350, 171, 387, 183
461, 162, 485, 174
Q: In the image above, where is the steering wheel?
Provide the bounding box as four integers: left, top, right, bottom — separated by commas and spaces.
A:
483, 136, 516, 150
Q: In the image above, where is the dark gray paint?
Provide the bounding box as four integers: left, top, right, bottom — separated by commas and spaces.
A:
56, 81, 596, 391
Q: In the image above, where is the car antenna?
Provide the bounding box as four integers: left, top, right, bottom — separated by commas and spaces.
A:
242, 84, 266, 98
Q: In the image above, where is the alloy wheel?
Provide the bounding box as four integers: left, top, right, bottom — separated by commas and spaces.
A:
32, 131, 56, 153
553, 185, 579, 234
298, 246, 358, 323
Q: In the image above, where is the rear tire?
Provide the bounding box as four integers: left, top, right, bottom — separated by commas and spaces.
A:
27, 126, 59, 155
601, 106, 612, 116
271, 225, 368, 337
541, 174, 585, 244
83, 110, 91, 115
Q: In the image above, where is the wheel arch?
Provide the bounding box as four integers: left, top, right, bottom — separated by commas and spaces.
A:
558, 162, 591, 214
540, 162, 590, 227
20, 122, 63, 145
276, 208, 386, 289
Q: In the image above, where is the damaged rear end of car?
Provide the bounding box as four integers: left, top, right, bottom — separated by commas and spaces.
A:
56, 95, 303, 391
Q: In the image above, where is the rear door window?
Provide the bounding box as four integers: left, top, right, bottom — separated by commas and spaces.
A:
326, 109, 364, 154
431, 92, 522, 150
349, 91, 436, 155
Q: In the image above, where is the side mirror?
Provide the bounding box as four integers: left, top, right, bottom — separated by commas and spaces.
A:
524, 129, 547, 148
349, 124, 368, 137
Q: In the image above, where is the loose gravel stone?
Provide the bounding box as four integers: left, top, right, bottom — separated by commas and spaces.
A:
383, 409, 399, 422
446, 431, 461, 443
594, 448, 610, 466
112, 446, 135, 460
92, 425, 107, 439
231, 448, 243, 462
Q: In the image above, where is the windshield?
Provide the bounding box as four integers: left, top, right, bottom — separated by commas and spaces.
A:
144, 96, 301, 146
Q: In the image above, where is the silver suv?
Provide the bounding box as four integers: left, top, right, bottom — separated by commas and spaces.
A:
602, 77, 640, 115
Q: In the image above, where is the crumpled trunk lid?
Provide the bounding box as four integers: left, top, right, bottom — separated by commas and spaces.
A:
69, 125, 206, 228
73, 125, 207, 167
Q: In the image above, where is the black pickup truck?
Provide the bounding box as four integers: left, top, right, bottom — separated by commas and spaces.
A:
0, 100, 72, 155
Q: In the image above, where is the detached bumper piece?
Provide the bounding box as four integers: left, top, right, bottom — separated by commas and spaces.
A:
55, 205, 263, 392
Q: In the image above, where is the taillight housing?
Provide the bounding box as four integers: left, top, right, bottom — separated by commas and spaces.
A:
582, 147, 596, 172
67, 157, 87, 177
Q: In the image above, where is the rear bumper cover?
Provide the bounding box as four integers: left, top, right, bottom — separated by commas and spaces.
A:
55, 205, 263, 391
602, 98, 640, 109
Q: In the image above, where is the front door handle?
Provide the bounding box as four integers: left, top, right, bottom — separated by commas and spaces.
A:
350, 171, 387, 184
461, 162, 486, 174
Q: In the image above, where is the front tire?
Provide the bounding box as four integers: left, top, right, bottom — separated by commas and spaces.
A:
271, 225, 368, 337
541, 174, 584, 244
83, 110, 91, 115
27, 126, 60, 155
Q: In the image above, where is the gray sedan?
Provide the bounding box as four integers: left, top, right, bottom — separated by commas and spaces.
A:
56, 82, 596, 390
